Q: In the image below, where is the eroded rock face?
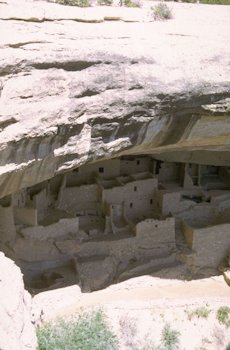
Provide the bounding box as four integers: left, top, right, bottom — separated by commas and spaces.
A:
0, 252, 37, 350
0, 1, 230, 198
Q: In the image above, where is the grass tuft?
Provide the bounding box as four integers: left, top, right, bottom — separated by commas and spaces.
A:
187, 306, 211, 320
161, 323, 180, 350
216, 306, 230, 327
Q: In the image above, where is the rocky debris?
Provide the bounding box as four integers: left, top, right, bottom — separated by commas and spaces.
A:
0, 1, 229, 197
32, 284, 82, 325
76, 255, 118, 291
118, 254, 178, 281
0, 252, 37, 350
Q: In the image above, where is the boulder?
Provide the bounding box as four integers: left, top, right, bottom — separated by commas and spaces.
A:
223, 269, 230, 287
0, 252, 37, 350
76, 256, 117, 291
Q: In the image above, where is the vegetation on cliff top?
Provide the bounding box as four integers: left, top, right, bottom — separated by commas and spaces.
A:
37, 306, 230, 349
55, 0, 230, 7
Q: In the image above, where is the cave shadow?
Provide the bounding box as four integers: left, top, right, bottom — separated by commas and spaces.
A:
21, 253, 223, 297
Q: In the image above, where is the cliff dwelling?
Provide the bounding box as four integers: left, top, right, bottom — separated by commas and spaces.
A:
0, 155, 229, 294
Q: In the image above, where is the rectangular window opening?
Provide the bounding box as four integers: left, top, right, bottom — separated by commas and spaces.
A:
98, 167, 104, 173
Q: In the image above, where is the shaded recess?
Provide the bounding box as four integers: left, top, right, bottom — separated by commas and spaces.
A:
0, 155, 229, 294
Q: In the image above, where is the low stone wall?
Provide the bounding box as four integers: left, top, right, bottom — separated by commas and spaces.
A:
182, 222, 230, 268
21, 218, 79, 240
14, 207, 38, 226
135, 218, 175, 247
58, 184, 100, 214
0, 206, 16, 243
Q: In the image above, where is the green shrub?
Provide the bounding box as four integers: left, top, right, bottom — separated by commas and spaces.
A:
161, 323, 180, 350
151, 2, 173, 20
216, 306, 230, 327
97, 0, 113, 5
56, 0, 91, 7
123, 0, 141, 7
37, 309, 118, 350
187, 306, 211, 320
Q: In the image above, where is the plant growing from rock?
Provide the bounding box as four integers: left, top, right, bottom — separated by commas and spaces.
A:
186, 306, 211, 320
119, 314, 137, 348
124, 0, 141, 7
212, 325, 226, 348
97, 0, 113, 5
216, 306, 230, 327
151, 2, 172, 20
56, 0, 91, 7
161, 323, 180, 350
119, 0, 142, 7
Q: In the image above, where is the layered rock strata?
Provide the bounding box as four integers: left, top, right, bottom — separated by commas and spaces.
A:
0, 1, 230, 198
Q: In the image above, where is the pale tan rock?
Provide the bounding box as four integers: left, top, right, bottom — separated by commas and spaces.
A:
223, 269, 230, 287
0, 2, 229, 197
0, 252, 37, 350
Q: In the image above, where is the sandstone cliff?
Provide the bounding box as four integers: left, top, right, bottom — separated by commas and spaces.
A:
0, 0, 229, 197
0, 252, 37, 350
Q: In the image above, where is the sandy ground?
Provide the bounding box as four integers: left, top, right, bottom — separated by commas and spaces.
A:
33, 274, 230, 320
33, 274, 230, 349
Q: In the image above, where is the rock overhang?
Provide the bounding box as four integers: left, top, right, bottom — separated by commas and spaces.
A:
0, 0, 230, 198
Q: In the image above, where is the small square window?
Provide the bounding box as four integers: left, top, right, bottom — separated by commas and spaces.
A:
134, 186, 137, 192
98, 167, 104, 173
